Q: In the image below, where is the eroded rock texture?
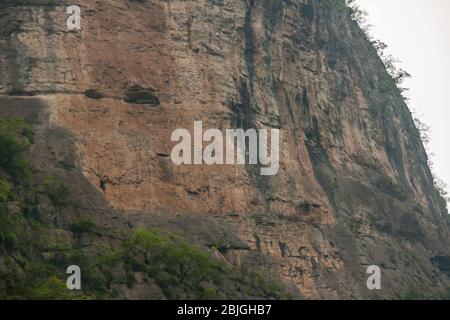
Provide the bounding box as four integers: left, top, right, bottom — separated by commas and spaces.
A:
1, 0, 449, 299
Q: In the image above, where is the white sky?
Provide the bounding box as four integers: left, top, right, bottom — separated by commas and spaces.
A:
356, 0, 450, 198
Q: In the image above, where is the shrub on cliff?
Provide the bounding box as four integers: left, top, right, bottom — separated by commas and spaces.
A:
42, 175, 70, 207
0, 115, 290, 300
123, 228, 290, 299
0, 116, 33, 181
0, 115, 84, 299
124, 229, 222, 298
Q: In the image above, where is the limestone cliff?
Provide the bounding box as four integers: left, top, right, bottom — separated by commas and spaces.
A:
1, 0, 449, 299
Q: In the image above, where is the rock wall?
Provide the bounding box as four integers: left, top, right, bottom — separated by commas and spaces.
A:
1, 0, 449, 299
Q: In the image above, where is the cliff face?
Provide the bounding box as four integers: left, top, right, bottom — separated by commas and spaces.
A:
1, 0, 449, 299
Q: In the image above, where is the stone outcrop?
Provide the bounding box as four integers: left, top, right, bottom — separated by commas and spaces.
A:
1, 0, 449, 299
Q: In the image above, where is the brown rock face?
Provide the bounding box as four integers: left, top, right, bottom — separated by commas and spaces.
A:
1, 0, 449, 299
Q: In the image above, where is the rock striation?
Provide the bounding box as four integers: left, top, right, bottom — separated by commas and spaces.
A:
1, 0, 449, 299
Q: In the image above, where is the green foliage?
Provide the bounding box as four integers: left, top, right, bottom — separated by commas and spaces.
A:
0, 115, 290, 300
0, 179, 12, 203
343, 0, 411, 95
236, 265, 290, 299
166, 242, 216, 285
28, 276, 90, 300
434, 177, 448, 198
346, 217, 363, 234
125, 229, 168, 265
0, 116, 33, 181
43, 176, 70, 207
0, 115, 86, 300
50, 247, 122, 299
344, 0, 370, 30
344, 0, 448, 202
123, 228, 290, 299
69, 215, 98, 235
0, 229, 18, 250
433, 177, 448, 214
397, 283, 450, 300
336, 0, 349, 13
0, 181, 23, 251
0, 250, 84, 300
124, 229, 223, 298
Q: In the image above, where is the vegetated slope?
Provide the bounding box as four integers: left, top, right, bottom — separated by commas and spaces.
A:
0, 0, 449, 299
0, 107, 291, 299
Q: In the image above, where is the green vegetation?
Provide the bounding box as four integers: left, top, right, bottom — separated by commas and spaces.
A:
434, 178, 448, 198
343, 0, 449, 204
0, 114, 83, 299
29, 276, 90, 300
43, 175, 70, 207
123, 228, 289, 299
69, 215, 98, 236
124, 229, 221, 298
397, 283, 450, 300
0, 116, 33, 181
346, 217, 363, 234
343, 0, 411, 94
0, 115, 103, 299
0, 116, 31, 253
434, 178, 448, 213
0, 114, 289, 300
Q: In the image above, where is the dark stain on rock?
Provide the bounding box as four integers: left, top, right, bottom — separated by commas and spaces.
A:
230, 79, 256, 130
244, 0, 256, 91
85, 89, 103, 100
124, 85, 160, 106
300, 2, 314, 22
431, 256, 450, 273
279, 241, 288, 257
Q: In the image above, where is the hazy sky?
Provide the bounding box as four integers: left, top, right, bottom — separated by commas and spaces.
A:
356, 0, 450, 198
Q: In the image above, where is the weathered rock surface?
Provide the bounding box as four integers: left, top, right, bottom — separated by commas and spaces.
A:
1, 0, 449, 299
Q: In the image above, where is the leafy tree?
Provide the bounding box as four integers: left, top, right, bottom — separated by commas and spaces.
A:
124, 228, 225, 297
125, 229, 168, 265
344, 0, 411, 94
0, 114, 289, 299
167, 242, 216, 285
434, 177, 448, 197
